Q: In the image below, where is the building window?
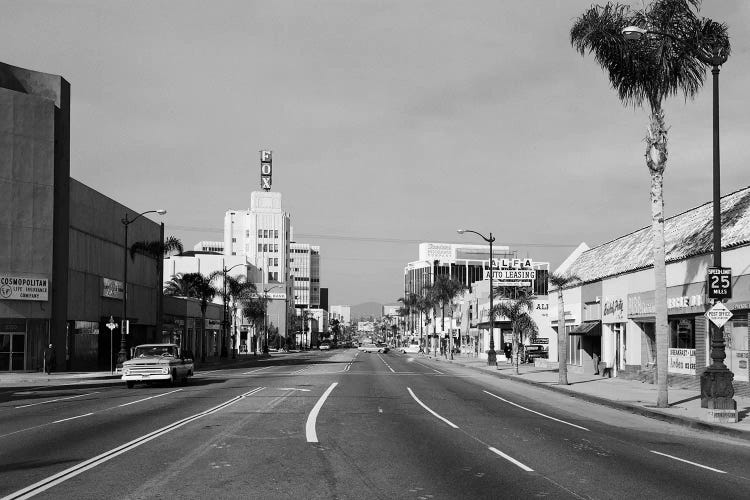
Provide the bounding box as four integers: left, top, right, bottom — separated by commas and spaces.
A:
274, 244, 278, 252
258, 244, 262, 252
263, 244, 268, 252
670, 318, 695, 349
268, 257, 273, 267
274, 230, 279, 239
245, 230, 250, 237
232, 238, 237, 243
274, 258, 279, 266
258, 229, 263, 238
264, 230, 269, 238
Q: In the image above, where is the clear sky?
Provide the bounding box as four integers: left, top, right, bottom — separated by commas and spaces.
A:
2, 1, 749, 306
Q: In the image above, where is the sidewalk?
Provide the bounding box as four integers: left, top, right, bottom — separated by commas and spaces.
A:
421, 352, 750, 440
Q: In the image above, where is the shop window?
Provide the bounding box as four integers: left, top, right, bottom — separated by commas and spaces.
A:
724, 314, 749, 382
670, 318, 695, 349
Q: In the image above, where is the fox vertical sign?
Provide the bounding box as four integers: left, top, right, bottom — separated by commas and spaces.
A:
260, 150, 272, 191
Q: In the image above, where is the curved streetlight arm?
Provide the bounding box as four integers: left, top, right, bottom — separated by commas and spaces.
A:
457, 228, 494, 243
621, 26, 728, 66
122, 209, 167, 226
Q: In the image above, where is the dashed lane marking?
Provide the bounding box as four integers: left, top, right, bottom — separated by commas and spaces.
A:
378, 354, 395, 373
650, 450, 727, 474
407, 387, 458, 429
15, 392, 101, 409
483, 390, 590, 431
489, 446, 534, 472
118, 389, 182, 407
52, 413, 94, 424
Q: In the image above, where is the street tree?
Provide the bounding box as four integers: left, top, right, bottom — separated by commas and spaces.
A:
549, 272, 580, 385
429, 275, 467, 359
182, 272, 218, 362
398, 293, 419, 337
223, 275, 256, 357
492, 292, 536, 375
242, 297, 267, 353
571, 0, 729, 407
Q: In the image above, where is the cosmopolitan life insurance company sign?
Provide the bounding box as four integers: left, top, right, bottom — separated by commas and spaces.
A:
0, 275, 49, 301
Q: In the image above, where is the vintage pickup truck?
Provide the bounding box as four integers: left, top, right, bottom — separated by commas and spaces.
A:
121, 343, 194, 388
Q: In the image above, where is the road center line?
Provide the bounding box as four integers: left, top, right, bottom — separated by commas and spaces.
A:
483, 390, 590, 431
118, 389, 182, 407
15, 392, 100, 409
306, 382, 338, 443
52, 413, 94, 424
407, 388, 459, 429
488, 446, 534, 472
650, 450, 727, 474
2, 387, 265, 500
378, 354, 395, 373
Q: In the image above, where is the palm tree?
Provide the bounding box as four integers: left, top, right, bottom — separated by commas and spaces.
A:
223, 275, 256, 357
429, 275, 467, 360
163, 273, 192, 297
242, 297, 266, 354
396, 305, 409, 346
398, 293, 419, 337
420, 283, 439, 356
549, 272, 580, 385
180, 272, 217, 362
492, 292, 536, 375
570, 0, 729, 408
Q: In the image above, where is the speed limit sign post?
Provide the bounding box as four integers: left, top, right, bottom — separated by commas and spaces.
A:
707, 267, 732, 300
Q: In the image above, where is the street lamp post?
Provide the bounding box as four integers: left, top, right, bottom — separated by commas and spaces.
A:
117, 209, 166, 366
457, 229, 496, 366
622, 26, 735, 412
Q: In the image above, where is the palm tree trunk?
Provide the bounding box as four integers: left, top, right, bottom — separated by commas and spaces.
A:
433, 307, 437, 357
646, 108, 669, 408
513, 326, 519, 375
557, 289, 569, 385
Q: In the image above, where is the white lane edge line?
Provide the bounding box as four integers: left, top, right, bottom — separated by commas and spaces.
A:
414, 361, 443, 374
306, 382, 338, 443
650, 450, 727, 474
483, 390, 590, 432
52, 413, 94, 424
118, 389, 182, 407
378, 354, 395, 373
2, 387, 265, 500
489, 446, 534, 472
15, 392, 101, 409
407, 387, 459, 429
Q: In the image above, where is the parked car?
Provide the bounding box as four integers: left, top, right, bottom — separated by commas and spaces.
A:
319, 341, 331, 350
523, 344, 548, 364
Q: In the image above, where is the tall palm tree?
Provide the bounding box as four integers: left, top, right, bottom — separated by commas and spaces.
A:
549, 272, 580, 385
223, 275, 256, 357
492, 292, 536, 375
398, 293, 419, 337
430, 275, 467, 359
396, 305, 409, 346
181, 272, 217, 362
571, 0, 729, 408
414, 293, 431, 351
420, 283, 439, 356
242, 297, 266, 353
163, 273, 192, 297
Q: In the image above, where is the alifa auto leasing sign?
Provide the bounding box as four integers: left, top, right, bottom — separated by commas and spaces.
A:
0, 275, 49, 301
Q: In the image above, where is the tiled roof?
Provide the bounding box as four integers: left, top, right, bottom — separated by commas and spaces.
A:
564, 185, 750, 284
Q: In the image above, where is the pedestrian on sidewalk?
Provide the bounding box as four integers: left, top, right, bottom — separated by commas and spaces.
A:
593, 351, 600, 375
43, 344, 56, 374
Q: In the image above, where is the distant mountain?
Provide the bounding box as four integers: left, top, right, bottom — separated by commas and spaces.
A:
351, 302, 383, 321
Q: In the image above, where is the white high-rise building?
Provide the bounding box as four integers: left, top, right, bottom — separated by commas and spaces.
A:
224, 191, 293, 342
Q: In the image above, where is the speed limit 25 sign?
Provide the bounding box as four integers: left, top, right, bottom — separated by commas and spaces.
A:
707, 267, 732, 299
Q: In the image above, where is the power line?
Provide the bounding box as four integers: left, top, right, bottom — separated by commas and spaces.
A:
165, 224, 578, 248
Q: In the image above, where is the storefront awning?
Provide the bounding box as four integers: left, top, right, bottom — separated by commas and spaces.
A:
569, 321, 601, 336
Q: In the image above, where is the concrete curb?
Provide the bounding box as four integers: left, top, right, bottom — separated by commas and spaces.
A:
425, 355, 750, 442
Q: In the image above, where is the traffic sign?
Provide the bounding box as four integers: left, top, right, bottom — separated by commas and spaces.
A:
705, 302, 733, 328
707, 267, 732, 299
106, 316, 118, 331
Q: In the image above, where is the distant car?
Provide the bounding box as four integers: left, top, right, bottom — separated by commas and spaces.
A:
400, 342, 420, 354
358, 343, 388, 353
523, 344, 548, 363
319, 341, 331, 350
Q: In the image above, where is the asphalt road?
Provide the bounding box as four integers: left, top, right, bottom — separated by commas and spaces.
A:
2, 349, 750, 499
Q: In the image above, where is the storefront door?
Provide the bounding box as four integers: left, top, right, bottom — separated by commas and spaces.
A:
0, 331, 25, 371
